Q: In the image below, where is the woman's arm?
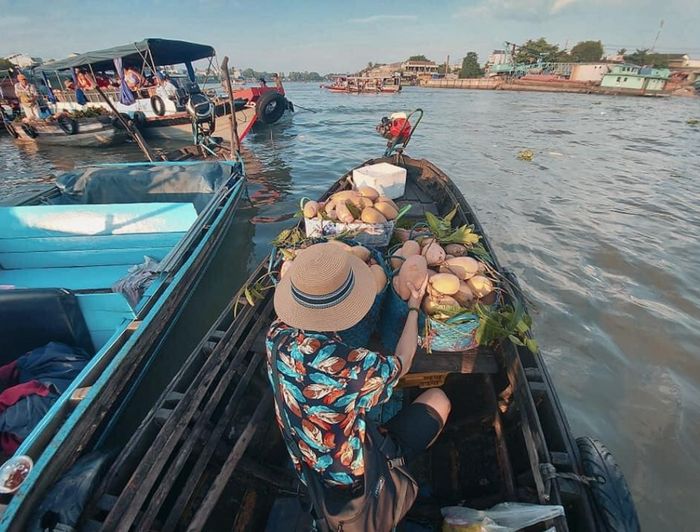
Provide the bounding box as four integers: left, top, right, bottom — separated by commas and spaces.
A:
393, 275, 428, 377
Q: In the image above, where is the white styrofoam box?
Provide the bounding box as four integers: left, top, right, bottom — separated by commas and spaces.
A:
304, 218, 395, 247
352, 163, 406, 200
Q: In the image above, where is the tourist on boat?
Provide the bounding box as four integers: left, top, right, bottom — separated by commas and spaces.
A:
95, 73, 111, 89
124, 66, 146, 92
266, 242, 451, 525
14, 73, 41, 120
64, 79, 75, 91
156, 73, 178, 101
76, 69, 96, 90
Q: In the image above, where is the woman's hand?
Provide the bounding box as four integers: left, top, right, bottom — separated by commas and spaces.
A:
406, 274, 429, 309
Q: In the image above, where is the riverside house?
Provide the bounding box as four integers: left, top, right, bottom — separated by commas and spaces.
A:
600, 64, 669, 94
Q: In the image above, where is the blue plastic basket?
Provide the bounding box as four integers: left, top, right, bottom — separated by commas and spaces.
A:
380, 282, 481, 353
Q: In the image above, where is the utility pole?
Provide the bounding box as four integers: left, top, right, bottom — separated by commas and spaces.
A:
651, 19, 664, 52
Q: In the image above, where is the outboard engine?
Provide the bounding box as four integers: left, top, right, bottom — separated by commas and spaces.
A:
186, 93, 216, 141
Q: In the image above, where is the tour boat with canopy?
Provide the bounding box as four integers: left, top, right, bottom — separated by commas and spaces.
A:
32, 38, 292, 147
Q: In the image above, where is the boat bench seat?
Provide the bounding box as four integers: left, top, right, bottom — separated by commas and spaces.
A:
0, 202, 197, 291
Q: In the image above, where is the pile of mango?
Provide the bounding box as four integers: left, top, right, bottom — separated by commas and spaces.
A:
303, 186, 399, 225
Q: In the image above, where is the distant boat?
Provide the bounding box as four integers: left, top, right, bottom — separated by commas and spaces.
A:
33, 38, 293, 147
323, 75, 402, 94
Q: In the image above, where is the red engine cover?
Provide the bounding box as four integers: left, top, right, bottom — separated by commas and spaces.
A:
389, 118, 411, 142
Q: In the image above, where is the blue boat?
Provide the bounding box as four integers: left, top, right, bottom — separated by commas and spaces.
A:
0, 158, 245, 520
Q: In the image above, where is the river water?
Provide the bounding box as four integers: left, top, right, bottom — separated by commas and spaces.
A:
2, 84, 700, 530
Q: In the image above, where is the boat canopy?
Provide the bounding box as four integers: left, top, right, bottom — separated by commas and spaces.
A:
35, 39, 215, 73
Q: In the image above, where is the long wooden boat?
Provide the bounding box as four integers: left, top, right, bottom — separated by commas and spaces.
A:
33, 38, 292, 147
323, 75, 402, 94
6, 115, 128, 147
0, 158, 246, 527
1, 155, 639, 531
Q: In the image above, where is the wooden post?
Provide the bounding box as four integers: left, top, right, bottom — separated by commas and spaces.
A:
220, 56, 241, 158
93, 85, 157, 162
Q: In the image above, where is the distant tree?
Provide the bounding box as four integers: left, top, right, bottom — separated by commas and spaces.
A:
569, 40, 604, 62
617, 48, 627, 55
514, 38, 568, 64
367, 61, 374, 69
459, 52, 483, 78
623, 49, 668, 68
408, 55, 429, 62
286, 71, 324, 82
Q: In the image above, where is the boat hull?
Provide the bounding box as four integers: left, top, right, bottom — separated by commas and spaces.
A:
140, 105, 257, 144
12, 118, 128, 147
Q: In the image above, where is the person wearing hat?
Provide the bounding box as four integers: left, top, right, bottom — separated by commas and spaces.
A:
266, 242, 451, 508
14, 74, 41, 121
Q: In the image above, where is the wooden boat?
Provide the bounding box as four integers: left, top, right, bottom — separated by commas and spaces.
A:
0, 157, 246, 526
0, 152, 639, 531
6, 114, 128, 147
33, 38, 292, 147
323, 75, 402, 94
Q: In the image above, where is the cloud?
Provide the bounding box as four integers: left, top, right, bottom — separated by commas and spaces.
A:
453, 0, 581, 20
349, 14, 417, 24
551, 0, 579, 12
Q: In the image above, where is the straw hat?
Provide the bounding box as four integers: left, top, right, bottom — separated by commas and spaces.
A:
274, 242, 376, 332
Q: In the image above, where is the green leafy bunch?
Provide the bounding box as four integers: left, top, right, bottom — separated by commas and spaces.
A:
425, 207, 480, 246
474, 299, 537, 353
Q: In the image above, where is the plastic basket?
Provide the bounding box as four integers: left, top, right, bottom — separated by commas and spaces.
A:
380, 282, 481, 353
304, 218, 395, 247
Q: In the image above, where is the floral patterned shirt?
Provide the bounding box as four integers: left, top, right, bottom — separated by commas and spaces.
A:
265, 319, 402, 486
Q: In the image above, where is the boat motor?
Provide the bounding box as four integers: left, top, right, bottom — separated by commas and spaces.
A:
376, 109, 423, 156
186, 92, 216, 142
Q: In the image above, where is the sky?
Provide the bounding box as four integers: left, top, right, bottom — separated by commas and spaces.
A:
1, 0, 698, 73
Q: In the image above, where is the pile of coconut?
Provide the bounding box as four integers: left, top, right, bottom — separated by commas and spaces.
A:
302, 186, 400, 225
391, 238, 496, 320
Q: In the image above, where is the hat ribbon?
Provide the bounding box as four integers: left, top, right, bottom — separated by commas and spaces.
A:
290, 270, 355, 309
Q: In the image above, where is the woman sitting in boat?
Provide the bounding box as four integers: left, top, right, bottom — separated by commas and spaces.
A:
266, 242, 451, 525
76, 69, 96, 91
124, 66, 145, 92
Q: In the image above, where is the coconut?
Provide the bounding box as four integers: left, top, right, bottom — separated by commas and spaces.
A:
357, 185, 380, 201
303, 200, 319, 218
429, 273, 461, 295
421, 240, 446, 266
370, 264, 387, 294
444, 243, 467, 256
467, 275, 494, 298
397, 255, 428, 300
349, 245, 371, 262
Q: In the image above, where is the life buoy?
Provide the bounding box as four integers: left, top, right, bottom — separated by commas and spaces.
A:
255, 91, 287, 125
57, 116, 77, 135
132, 111, 147, 129
150, 95, 166, 117
20, 123, 38, 139
577, 437, 640, 531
